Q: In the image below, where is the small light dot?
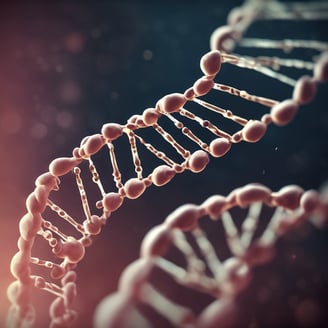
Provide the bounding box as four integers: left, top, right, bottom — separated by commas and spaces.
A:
31, 122, 48, 139
143, 49, 153, 61
56, 111, 73, 129
64, 32, 85, 54
55, 65, 63, 73
59, 81, 81, 104
295, 299, 321, 327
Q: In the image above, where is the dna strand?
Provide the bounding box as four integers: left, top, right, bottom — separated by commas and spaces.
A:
93, 182, 328, 328
6, 0, 328, 327
210, 0, 328, 53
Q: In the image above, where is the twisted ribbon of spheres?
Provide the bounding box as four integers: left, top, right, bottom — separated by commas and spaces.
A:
94, 182, 328, 328
7, 0, 328, 327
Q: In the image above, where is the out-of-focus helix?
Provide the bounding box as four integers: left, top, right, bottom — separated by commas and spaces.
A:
94, 182, 328, 328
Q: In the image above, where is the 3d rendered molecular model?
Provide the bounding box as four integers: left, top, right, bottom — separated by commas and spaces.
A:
5, 0, 328, 327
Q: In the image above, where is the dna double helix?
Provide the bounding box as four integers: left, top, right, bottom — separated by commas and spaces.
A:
94, 182, 328, 328
6, 0, 328, 327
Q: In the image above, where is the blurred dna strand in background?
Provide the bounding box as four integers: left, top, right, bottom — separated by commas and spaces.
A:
94, 182, 328, 328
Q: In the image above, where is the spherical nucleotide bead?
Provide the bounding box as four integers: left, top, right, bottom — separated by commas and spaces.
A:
261, 113, 272, 125
10, 251, 31, 283
235, 183, 271, 208
25, 190, 47, 215
17, 236, 33, 252
273, 185, 304, 210
49, 157, 82, 177
142, 108, 161, 126
225, 187, 241, 207
35, 172, 60, 191
197, 297, 238, 328
210, 25, 239, 52
101, 123, 124, 141
200, 50, 222, 76
127, 114, 146, 128
102, 192, 124, 212
201, 195, 227, 219
140, 224, 173, 257
7, 280, 31, 307
34, 184, 50, 204
123, 178, 146, 199
314, 52, 328, 82
50, 264, 66, 280
83, 215, 102, 235
300, 190, 320, 213
270, 99, 299, 126
209, 138, 231, 158
77, 147, 87, 158
227, 6, 246, 26
156, 93, 186, 114
184, 87, 195, 100
32, 276, 46, 289
241, 120, 267, 143
49, 296, 65, 319
193, 76, 214, 96
118, 258, 155, 300
151, 165, 176, 186
63, 282, 76, 308
164, 204, 200, 231
19, 212, 42, 241
231, 131, 242, 143
61, 270, 77, 286
52, 237, 85, 264
187, 150, 210, 173
293, 75, 317, 104
82, 134, 105, 156
72, 147, 82, 159
222, 258, 252, 295
93, 293, 152, 328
